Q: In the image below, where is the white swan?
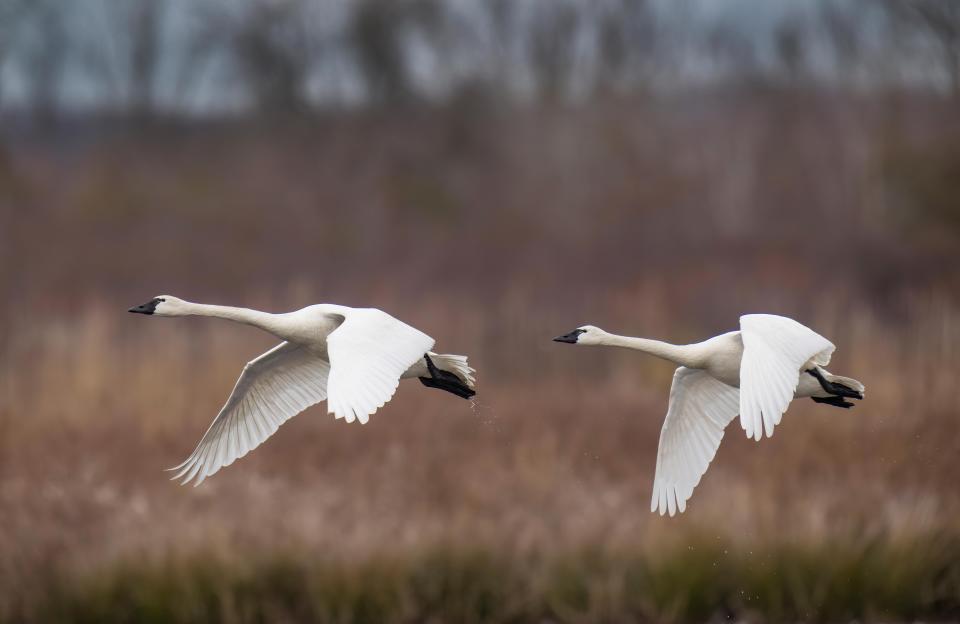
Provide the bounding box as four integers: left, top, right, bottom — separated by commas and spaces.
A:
553, 314, 864, 516
129, 295, 476, 485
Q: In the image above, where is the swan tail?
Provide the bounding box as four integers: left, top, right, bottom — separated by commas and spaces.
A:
821, 371, 865, 396
808, 367, 865, 405
823, 371, 867, 396
821, 369, 867, 399
418, 353, 476, 399
426, 352, 476, 388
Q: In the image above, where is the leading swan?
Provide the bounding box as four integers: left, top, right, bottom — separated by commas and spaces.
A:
129, 296, 476, 485
553, 314, 864, 516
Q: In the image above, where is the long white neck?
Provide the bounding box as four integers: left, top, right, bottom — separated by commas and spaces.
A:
597, 332, 702, 368
174, 301, 288, 337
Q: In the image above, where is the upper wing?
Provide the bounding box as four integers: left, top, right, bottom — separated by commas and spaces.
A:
738, 314, 835, 441
170, 342, 330, 486
326, 308, 435, 424
651, 367, 740, 516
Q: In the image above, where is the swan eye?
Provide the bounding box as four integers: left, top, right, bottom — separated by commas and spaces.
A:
158, 298, 166, 302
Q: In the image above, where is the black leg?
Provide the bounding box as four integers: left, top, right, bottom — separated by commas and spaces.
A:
806, 368, 863, 400
812, 395, 855, 409
419, 354, 476, 400
424, 353, 441, 378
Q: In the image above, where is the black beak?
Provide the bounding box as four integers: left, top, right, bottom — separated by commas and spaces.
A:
553, 330, 583, 344
128, 298, 161, 315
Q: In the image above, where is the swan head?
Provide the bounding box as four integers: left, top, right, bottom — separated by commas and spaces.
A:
553, 325, 605, 345
128, 295, 187, 316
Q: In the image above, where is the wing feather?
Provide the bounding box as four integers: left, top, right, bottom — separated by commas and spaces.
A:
651, 367, 740, 516
170, 342, 330, 486
325, 308, 435, 425
738, 314, 835, 440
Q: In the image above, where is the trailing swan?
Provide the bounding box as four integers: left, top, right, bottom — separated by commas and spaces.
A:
129, 296, 476, 485
553, 314, 864, 516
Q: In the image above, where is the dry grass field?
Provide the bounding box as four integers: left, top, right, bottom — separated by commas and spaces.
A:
1, 95, 959, 622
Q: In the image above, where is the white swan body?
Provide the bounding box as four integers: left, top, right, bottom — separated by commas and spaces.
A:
129, 296, 476, 485
554, 314, 864, 517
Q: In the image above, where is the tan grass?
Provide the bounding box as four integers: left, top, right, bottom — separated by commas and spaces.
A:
2, 291, 957, 605
2, 97, 959, 620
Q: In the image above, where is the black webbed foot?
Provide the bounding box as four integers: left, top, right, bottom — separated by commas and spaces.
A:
418, 354, 476, 400
806, 368, 863, 400
811, 395, 855, 409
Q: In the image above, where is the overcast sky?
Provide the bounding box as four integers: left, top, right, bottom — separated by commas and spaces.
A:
0, 0, 932, 115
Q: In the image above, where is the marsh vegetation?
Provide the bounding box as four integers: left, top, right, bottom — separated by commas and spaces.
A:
2, 1, 960, 621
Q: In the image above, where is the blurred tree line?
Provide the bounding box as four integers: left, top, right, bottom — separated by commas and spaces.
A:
0, 0, 958, 278
0, 0, 959, 120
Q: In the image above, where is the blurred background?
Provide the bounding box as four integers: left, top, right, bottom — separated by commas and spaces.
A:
1, 0, 959, 621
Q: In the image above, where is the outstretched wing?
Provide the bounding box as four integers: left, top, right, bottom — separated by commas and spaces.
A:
170, 342, 330, 486
326, 308, 435, 424
651, 367, 740, 516
739, 314, 835, 441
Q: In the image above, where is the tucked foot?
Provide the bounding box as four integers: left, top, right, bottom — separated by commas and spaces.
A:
812, 395, 855, 409
806, 367, 864, 400
419, 354, 476, 400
